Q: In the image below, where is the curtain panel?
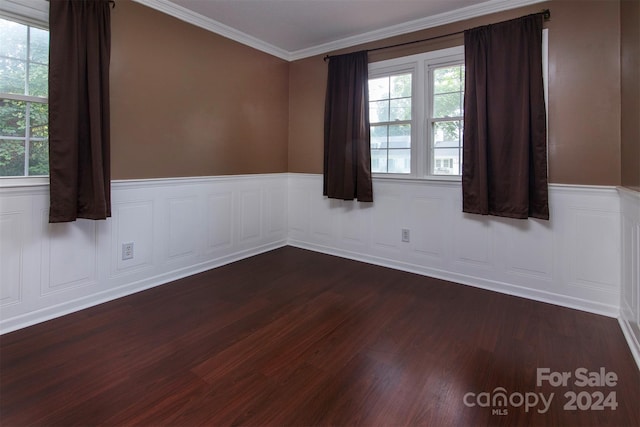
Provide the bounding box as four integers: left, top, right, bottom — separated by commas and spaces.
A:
323, 51, 373, 202
462, 14, 549, 220
48, 0, 112, 223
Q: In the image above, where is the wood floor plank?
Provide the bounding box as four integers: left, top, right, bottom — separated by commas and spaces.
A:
1, 246, 638, 426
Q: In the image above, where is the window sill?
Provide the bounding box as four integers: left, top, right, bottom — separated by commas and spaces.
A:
0, 176, 49, 188
372, 174, 462, 185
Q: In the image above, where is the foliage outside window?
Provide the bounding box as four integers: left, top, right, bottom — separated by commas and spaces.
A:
0, 16, 49, 177
368, 46, 465, 179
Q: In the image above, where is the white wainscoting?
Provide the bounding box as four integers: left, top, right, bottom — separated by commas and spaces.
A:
0, 172, 633, 357
619, 187, 640, 369
288, 174, 622, 317
0, 174, 288, 334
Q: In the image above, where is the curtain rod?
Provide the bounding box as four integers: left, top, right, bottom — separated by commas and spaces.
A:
323, 9, 550, 62
45, 0, 115, 7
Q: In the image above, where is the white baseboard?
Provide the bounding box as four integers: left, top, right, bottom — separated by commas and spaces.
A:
618, 316, 640, 371
289, 239, 619, 317
1, 240, 286, 334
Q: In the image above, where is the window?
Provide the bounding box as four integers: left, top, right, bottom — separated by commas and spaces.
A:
0, 16, 49, 177
368, 46, 464, 179
369, 73, 412, 174
430, 63, 464, 176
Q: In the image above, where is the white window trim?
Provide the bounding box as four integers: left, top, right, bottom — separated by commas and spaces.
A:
368, 62, 418, 179
369, 46, 465, 181
424, 51, 464, 179
0, 0, 49, 29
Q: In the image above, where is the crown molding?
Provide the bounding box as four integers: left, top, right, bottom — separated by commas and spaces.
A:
288, 0, 547, 60
131, 0, 290, 61
133, 0, 547, 62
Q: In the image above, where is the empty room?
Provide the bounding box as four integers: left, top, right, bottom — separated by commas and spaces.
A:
0, 0, 639, 425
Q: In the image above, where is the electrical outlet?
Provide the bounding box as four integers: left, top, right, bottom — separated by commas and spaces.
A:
401, 229, 410, 242
122, 242, 134, 260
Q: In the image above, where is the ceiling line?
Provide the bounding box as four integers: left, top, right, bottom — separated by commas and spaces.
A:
133, 0, 548, 62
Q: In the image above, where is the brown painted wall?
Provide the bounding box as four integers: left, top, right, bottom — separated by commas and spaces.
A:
620, 0, 640, 191
288, 0, 623, 186
110, 1, 289, 179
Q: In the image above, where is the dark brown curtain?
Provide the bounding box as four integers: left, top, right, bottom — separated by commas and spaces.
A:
324, 51, 373, 202
48, 0, 112, 223
462, 14, 549, 220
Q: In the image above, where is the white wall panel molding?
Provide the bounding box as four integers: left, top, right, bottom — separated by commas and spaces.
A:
619, 187, 640, 369
111, 199, 156, 277
39, 215, 100, 296
1, 171, 635, 372
166, 195, 200, 261
0, 174, 288, 334
238, 190, 262, 243
0, 195, 30, 307
265, 186, 287, 237
206, 192, 234, 253
288, 174, 622, 318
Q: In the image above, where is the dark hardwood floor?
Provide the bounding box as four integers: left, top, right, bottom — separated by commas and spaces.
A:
1, 246, 638, 426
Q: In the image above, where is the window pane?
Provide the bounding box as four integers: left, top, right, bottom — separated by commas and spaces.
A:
0, 57, 26, 95
28, 63, 48, 97
432, 120, 462, 175
390, 74, 411, 98
28, 139, 49, 175
368, 77, 389, 101
369, 71, 413, 175
388, 149, 410, 173
0, 19, 27, 60
433, 148, 460, 175
0, 99, 27, 137
433, 93, 463, 118
0, 139, 25, 176
370, 125, 387, 149
29, 26, 49, 64
390, 98, 411, 121
369, 100, 389, 123
431, 63, 464, 177
433, 120, 462, 147
30, 102, 48, 138
434, 66, 463, 94
388, 124, 410, 148
371, 149, 387, 173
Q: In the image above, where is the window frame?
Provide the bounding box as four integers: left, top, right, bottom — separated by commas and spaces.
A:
369, 46, 465, 181
0, 0, 49, 186
368, 62, 418, 178
426, 58, 465, 178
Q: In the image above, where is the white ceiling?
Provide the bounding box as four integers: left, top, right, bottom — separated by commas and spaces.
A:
135, 0, 546, 60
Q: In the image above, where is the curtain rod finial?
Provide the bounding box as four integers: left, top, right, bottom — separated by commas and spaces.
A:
542, 9, 550, 21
